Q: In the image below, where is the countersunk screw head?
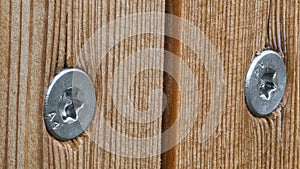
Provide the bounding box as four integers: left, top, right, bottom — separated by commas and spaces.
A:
245, 50, 287, 116
44, 68, 96, 140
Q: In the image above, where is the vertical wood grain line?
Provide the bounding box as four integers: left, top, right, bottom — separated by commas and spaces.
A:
15, 0, 22, 166
4, 0, 12, 167
23, 0, 33, 167
161, 1, 182, 169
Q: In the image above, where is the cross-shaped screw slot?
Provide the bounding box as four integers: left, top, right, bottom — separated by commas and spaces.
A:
58, 87, 84, 123
259, 68, 277, 101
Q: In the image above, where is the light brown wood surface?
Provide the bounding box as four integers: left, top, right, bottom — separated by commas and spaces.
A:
0, 0, 164, 168
0, 0, 299, 169
172, 1, 300, 169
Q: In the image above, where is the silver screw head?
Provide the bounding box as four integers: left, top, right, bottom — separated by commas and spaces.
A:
245, 50, 287, 116
44, 68, 96, 140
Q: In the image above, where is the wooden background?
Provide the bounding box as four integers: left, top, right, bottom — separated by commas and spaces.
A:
0, 0, 299, 168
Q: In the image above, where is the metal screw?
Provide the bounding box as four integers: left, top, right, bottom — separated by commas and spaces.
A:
44, 68, 96, 140
245, 50, 287, 116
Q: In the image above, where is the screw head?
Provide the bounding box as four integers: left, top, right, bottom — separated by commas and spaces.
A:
245, 50, 287, 116
44, 68, 96, 140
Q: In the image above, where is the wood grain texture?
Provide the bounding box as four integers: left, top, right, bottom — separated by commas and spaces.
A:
0, 0, 299, 169
169, 0, 300, 168
0, 0, 165, 168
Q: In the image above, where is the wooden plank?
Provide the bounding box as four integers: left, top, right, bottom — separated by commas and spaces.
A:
0, 0, 165, 168
1, 0, 299, 168
164, 0, 299, 168
0, 0, 47, 168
